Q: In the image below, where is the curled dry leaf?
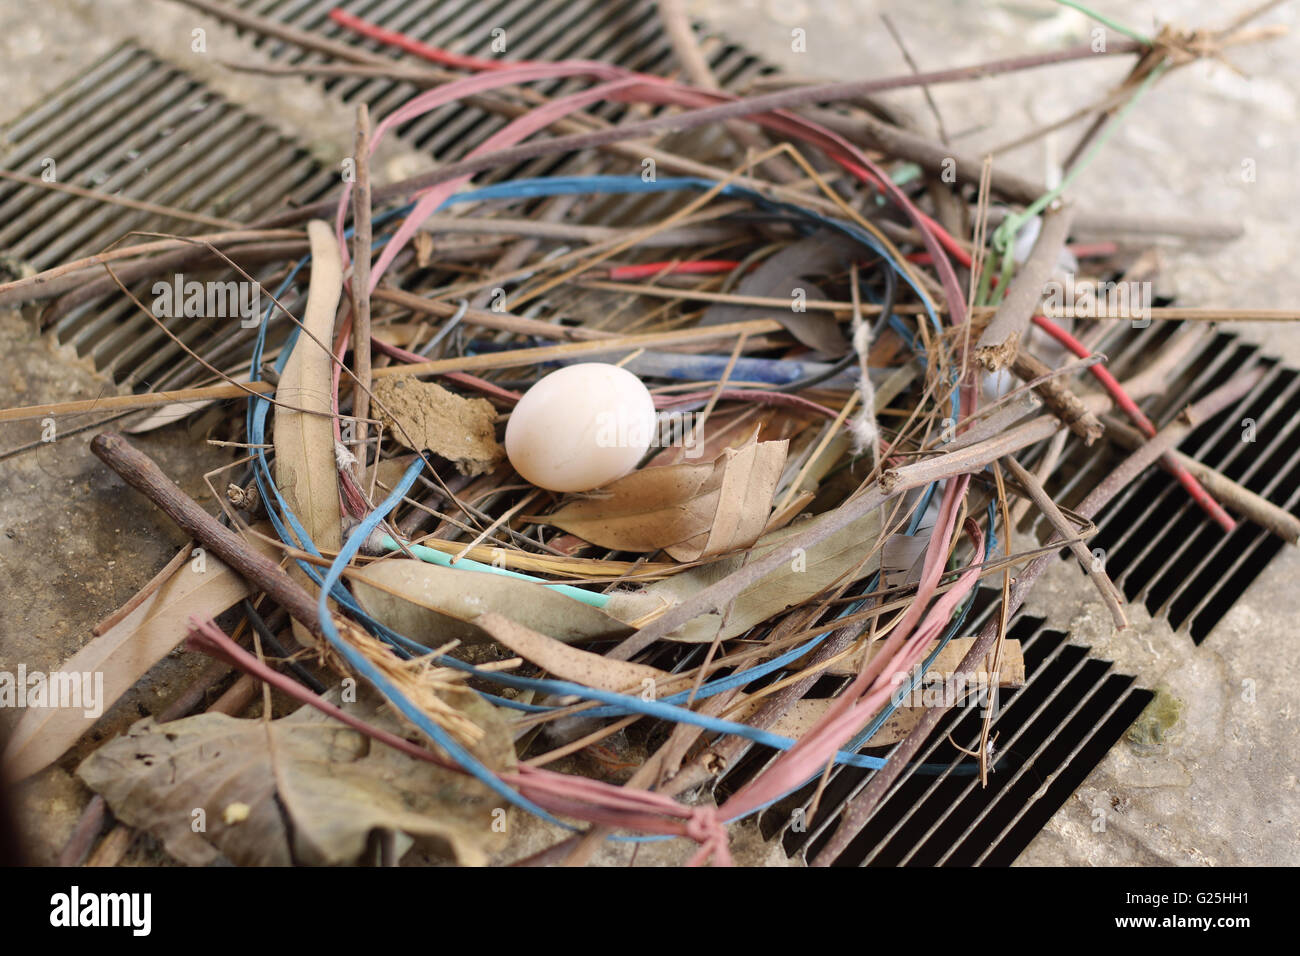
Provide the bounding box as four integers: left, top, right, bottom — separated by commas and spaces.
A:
348, 558, 632, 646
474, 611, 667, 693
77, 690, 514, 867
275, 220, 344, 646
373, 375, 504, 477
275, 220, 344, 549
536, 435, 788, 562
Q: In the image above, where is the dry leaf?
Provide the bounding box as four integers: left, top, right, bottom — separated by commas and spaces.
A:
275, 220, 344, 551
859, 706, 928, 746
672, 436, 788, 561
362, 452, 419, 492
645, 403, 811, 467
275, 220, 344, 647
537, 458, 715, 552
348, 558, 632, 646
77, 690, 513, 867
880, 532, 929, 590
536, 435, 788, 562
125, 400, 213, 434
765, 490, 815, 534
605, 505, 883, 643
2, 531, 280, 781
474, 612, 667, 693
373, 376, 503, 476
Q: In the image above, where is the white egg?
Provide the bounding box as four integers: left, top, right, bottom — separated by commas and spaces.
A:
505, 363, 656, 492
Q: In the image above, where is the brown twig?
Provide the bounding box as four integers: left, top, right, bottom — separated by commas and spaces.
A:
1003, 456, 1127, 629
350, 103, 374, 452
655, 0, 799, 183
41, 239, 308, 327
976, 203, 1075, 370
412, 214, 746, 247
0, 168, 243, 230
0, 229, 300, 308
372, 287, 612, 341
89, 433, 324, 635
658, 0, 719, 91
1011, 350, 1104, 443
880, 14, 950, 144
799, 107, 1046, 206
0, 381, 275, 424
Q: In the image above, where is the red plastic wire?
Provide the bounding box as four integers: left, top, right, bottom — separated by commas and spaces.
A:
606, 259, 740, 280
329, 9, 529, 72
1030, 313, 1236, 532
326, 10, 970, 322
721, 498, 982, 821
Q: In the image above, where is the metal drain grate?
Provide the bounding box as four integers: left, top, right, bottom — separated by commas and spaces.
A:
709, 591, 1152, 867
224, 0, 771, 246
0, 42, 338, 391
228, 0, 756, 133
1021, 323, 1300, 643
1, 0, 766, 391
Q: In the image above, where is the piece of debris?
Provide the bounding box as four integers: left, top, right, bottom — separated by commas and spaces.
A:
373, 375, 504, 476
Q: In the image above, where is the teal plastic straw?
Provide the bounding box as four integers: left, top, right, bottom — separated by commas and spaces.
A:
378, 534, 611, 609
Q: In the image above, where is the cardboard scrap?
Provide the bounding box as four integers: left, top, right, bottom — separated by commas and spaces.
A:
373, 376, 504, 476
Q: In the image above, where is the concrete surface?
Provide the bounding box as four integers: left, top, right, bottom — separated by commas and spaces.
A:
1, 0, 1296, 865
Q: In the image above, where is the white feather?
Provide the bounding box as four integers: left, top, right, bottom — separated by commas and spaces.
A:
849, 308, 879, 464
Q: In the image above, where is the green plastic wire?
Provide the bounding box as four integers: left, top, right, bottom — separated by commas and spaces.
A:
985, 60, 1169, 306
1053, 0, 1153, 46
378, 534, 611, 608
